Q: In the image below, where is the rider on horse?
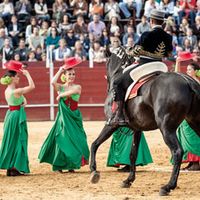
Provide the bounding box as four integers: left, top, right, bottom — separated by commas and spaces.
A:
108, 9, 173, 126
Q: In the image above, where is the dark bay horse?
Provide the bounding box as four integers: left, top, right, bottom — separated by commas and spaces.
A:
90, 46, 200, 196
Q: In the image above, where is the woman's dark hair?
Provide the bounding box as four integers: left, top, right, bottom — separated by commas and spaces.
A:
5, 70, 17, 77
190, 62, 200, 70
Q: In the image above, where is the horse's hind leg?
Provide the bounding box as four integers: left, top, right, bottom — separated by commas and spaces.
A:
90, 124, 117, 184
121, 131, 142, 188
159, 128, 183, 196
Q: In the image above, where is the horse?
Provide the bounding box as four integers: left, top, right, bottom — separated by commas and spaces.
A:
90, 46, 200, 196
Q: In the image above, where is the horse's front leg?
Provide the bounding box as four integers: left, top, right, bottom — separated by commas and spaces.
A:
121, 131, 142, 188
90, 124, 117, 184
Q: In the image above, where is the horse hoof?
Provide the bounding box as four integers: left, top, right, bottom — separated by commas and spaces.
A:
159, 188, 170, 196
90, 171, 100, 184
121, 181, 131, 188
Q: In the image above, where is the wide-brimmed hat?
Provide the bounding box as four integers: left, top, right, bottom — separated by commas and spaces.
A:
150, 9, 165, 21
178, 51, 196, 61
4, 60, 23, 73
62, 57, 82, 70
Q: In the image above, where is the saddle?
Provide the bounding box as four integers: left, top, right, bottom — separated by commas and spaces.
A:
125, 62, 168, 101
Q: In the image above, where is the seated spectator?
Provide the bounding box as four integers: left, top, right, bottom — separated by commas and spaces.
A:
182, 38, 193, 52
136, 15, 151, 37
0, 37, 14, 61
107, 16, 123, 37
39, 20, 49, 40
88, 13, 106, 40
15, 38, 29, 61
89, 0, 104, 19
64, 29, 77, 49
35, 46, 43, 60
122, 25, 139, 46
46, 27, 61, 50
0, 17, 8, 35
53, 38, 71, 61
79, 33, 91, 55
25, 16, 40, 43
164, 16, 177, 35
47, 20, 61, 36
59, 14, 73, 37
119, 0, 143, 19
173, 0, 181, 25
15, 0, 32, 23
178, 17, 190, 45
125, 36, 135, 48
124, 17, 135, 32
191, 16, 200, 42
70, 0, 88, 18
14, 53, 21, 61
92, 40, 106, 63
182, 28, 198, 49
72, 40, 87, 60
27, 26, 44, 51
144, 0, 157, 19
52, 0, 68, 24
0, 0, 14, 25
156, 0, 174, 18
34, 0, 50, 22
109, 36, 121, 52
100, 28, 110, 48
0, 28, 12, 49
104, 0, 120, 20
178, 0, 196, 25
41, 52, 46, 61
28, 50, 37, 61
73, 14, 88, 38
8, 15, 23, 48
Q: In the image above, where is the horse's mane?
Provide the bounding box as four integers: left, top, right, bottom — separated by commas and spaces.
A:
107, 46, 134, 83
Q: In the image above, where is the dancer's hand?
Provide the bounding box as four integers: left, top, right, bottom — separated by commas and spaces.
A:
56, 95, 61, 101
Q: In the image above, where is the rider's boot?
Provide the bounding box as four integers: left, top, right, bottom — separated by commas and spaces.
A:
107, 101, 127, 126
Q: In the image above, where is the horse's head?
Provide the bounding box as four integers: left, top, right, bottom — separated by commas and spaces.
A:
106, 46, 134, 90
104, 46, 134, 120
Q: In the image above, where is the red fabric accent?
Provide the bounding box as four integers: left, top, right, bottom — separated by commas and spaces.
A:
9, 105, 21, 111
65, 97, 78, 111
128, 79, 150, 99
179, 0, 196, 9
111, 101, 118, 113
182, 152, 200, 163
81, 157, 88, 166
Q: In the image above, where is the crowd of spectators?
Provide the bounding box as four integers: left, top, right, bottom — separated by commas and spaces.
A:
0, 0, 199, 64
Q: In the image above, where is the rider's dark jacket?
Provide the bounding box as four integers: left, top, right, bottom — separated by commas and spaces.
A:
113, 25, 173, 101
131, 25, 173, 62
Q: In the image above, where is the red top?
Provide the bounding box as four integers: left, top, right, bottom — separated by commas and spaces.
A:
9, 105, 21, 111
179, 0, 196, 9
64, 97, 78, 111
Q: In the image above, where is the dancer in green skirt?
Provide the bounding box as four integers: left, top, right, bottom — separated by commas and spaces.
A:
0, 60, 35, 176
38, 57, 89, 172
107, 127, 153, 172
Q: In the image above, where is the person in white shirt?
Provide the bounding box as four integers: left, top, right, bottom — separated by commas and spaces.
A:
53, 38, 71, 61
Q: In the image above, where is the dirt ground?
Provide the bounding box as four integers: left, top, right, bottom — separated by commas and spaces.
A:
0, 121, 199, 200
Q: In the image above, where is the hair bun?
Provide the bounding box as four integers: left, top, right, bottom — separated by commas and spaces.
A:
0, 76, 12, 85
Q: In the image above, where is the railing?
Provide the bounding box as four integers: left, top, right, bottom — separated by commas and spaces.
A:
1, 59, 192, 121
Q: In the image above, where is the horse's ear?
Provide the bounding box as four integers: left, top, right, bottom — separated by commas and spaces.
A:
105, 46, 111, 57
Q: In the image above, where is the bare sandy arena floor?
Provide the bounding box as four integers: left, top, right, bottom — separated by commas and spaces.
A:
0, 121, 199, 200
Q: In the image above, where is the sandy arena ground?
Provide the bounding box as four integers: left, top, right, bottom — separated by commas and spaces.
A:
0, 121, 199, 200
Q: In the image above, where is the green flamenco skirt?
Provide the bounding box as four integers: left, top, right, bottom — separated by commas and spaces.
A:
107, 127, 153, 167
177, 120, 200, 160
38, 99, 90, 171
0, 107, 30, 173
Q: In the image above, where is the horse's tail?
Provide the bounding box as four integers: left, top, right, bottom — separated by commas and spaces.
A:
177, 73, 200, 99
